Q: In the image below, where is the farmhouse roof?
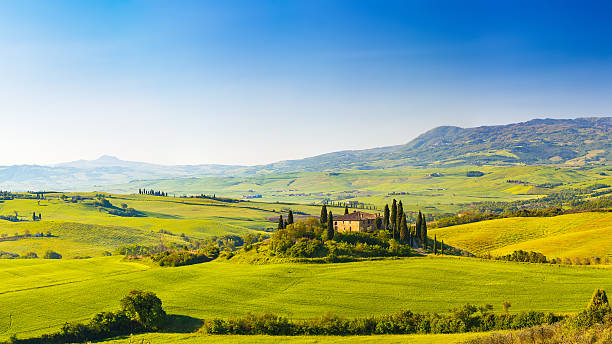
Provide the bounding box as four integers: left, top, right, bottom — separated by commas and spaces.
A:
333, 211, 378, 221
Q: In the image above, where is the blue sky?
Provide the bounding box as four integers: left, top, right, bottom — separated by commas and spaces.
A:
1, 0, 611, 165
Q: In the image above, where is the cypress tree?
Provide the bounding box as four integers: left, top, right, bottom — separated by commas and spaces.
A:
383, 204, 390, 230
327, 211, 334, 240
391, 199, 397, 234
422, 213, 428, 248
344, 206, 349, 215
287, 210, 294, 225
320, 205, 328, 226
415, 210, 422, 242
396, 201, 404, 239
433, 235, 437, 254
441, 240, 444, 255
32, 212, 36, 221
399, 214, 408, 242
278, 215, 284, 230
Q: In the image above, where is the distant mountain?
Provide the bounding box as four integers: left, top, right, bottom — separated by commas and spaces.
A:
246, 117, 611, 172
0, 117, 609, 191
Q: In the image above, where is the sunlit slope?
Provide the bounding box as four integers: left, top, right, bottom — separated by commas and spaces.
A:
0, 194, 327, 257
106, 165, 612, 214
431, 212, 612, 258
100, 332, 491, 344
1, 256, 611, 340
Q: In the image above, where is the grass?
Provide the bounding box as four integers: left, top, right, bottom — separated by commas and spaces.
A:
0, 195, 331, 257
431, 212, 612, 258
2, 256, 611, 341
98, 332, 495, 343
104, 165, 612, 214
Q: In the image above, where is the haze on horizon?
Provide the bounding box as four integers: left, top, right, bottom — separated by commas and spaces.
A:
1, 1, 612, 166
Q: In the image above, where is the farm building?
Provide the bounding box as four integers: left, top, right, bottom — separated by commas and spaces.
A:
333, 211, 381, 233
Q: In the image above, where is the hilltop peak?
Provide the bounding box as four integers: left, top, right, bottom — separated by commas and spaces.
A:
96, 155, 121, 162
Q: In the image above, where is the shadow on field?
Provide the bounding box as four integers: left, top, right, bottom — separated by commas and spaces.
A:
164, 314, 204, 333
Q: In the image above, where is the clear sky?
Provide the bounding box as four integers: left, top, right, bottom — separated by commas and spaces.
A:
1, 0, 611, 166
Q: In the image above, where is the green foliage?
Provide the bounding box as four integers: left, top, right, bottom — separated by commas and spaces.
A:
267, 219, 412, 260
151, 246, 219, 267
43, 250, 62, 259
201, 305, 562, 336
120, 290, 167, 331
4, 290, 166, 344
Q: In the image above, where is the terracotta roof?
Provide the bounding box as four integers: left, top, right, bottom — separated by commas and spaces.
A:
333, 211, 378, 221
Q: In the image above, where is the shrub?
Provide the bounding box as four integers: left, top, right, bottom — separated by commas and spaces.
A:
43, 250, 62, 259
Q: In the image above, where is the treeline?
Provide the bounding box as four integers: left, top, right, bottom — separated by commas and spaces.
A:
138, 189, 168, 196
467, 289, 612, 344
381, 200, 430, 249
2, 290, 166, 344
489, 250, 610, 266
93, 197, 140, 217
269, 218, 415, 261
118, 232, 267, 266
151, 246, 220, 267
201, 305, 561, 336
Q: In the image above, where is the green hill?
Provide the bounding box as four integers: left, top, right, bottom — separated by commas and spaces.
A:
1, 256, 611, 341
431, 212, 612, 259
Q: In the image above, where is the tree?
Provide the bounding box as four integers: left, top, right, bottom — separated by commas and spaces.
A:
120, 290, 167, 330
344, 206, 349, 215
327, 211, 334, 240
421, 213, 428, 249
441, 240, 444, 255
588, 288, 610, 311
383, 204, 390, 230
391, 199, 397, 234
415, 210, 422, 242
43, 250, 62, 259
433, 235, 437, 254
399, 213, 408, 242
38, 213, 41, 220
395, 201, 403, 240
278, 215, 284, 230
320, 205, 328, 226
287, 210, 294, 225
32, 211, 36, 221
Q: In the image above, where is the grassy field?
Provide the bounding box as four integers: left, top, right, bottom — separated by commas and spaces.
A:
105, 165, 612, 214
431, 212, 612, 258
99, 332, 494, 344
0, 194, 333, 257
1, 256, 611, 341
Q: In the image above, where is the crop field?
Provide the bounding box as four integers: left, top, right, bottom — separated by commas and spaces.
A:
105, 165, 612, 214
431, 212, 612, 258
1, 256, 611, 341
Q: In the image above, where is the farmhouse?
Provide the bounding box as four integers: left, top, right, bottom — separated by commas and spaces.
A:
333, 211, 381, 233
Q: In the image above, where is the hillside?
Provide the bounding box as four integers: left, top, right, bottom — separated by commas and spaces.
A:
0, 117, 609, 191
1, 256, 610, 341
258, 117, 611, 172
430, 212, 612, 258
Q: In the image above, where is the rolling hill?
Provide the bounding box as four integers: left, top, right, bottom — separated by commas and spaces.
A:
430, 212, 612, 259
0, 117, 609, 191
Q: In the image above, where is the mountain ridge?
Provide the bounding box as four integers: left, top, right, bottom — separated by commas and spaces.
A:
1, 117, 609, 190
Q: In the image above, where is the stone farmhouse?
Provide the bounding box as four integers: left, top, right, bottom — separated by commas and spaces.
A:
333, 211, 381, 233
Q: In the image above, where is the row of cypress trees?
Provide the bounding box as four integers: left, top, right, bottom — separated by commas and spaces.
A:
382, 200, 428, 247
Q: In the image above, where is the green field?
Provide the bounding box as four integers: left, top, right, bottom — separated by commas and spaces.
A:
1, 256, 611, 341
431, 212, 612, 258
0, 194, 333, 257
106, 165, 612, 214
99, 332, 494, 344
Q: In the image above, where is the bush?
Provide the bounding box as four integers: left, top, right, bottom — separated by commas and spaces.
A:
43, 250, 62, 259
120, 290, 167, 330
